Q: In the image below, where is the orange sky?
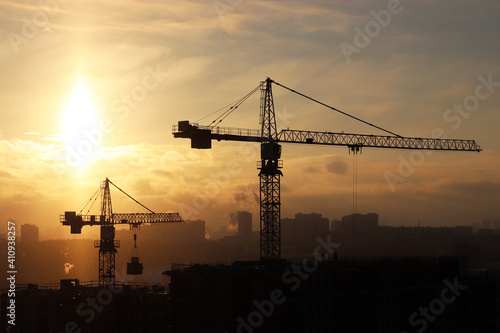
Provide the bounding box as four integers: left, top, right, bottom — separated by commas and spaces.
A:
0, 0, 499, 240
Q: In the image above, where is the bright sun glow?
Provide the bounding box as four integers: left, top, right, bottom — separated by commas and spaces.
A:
61, 78, 99, 143
61, 77, 101, 168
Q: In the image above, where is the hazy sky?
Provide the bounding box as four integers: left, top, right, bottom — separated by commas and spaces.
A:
1, 0, 499, 240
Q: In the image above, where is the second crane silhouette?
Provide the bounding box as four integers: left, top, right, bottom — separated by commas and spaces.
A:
61, 178, 183, 286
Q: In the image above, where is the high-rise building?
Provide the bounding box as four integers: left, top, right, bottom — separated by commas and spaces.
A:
186, 219, 206, 242
21, 224, 39, 242
334, 213, 378, 233
481, 219, 492, 229
494, 220, 500, 230
282, 213, 330, 248
237, 211, 252, 241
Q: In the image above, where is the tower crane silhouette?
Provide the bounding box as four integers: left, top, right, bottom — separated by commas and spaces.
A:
173, 77, 481, 262
60, 178, 183, 286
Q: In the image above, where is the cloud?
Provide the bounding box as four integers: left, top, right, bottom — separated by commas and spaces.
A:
231, 183, 259, 213
0, 0, 499, 238
234, 192, 246, 201
229, 212, 237, 227
326, 157, 348, 175
0, 170, 13, 178
304, 166, 316, 173
424, 180, 500, 201
442, 181, 500, 197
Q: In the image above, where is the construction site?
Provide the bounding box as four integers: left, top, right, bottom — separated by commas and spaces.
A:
3, 0, 500, 331
2, 77, 498, 332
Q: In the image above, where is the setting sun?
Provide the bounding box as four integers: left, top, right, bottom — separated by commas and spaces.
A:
61, 77, 99, 143
60, 77, 101, 168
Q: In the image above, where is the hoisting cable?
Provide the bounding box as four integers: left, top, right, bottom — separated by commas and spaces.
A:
108, 179, 155, 214
271, 80, 402, 138
127, 233, 143, 276
352, 150, 358, 260
130, 233, 141, 258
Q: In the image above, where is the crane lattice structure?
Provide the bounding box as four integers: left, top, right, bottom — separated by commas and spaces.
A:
61, 178, 183, 286
173, 77, 481, 262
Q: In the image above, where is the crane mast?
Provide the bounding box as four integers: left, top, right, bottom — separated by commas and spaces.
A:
259, 78, 282, 261
173, 77, 482, 262
98, 178, 117, 286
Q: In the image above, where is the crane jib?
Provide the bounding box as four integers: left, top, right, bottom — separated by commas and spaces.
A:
277, 130, 482, 151
172, 121, 481, 152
